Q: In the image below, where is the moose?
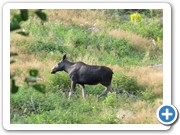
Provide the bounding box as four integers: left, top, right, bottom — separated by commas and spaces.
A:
51, 54, 113, 100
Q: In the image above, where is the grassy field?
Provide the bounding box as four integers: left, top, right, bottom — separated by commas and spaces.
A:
10, 9, 163, 124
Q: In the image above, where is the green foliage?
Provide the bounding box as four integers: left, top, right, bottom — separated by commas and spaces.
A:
25, 69, 39, 83
113, 72, 144, 95
35, 10, 47, 21
103, 92, 117, 107
103, 9, 160, 17
11, 78, 19, 94
20, 9, 29, 21
85, 85, 104, 95
27, 41, 68, 53
32, 84, 46, 94
24, 22, 146, 66
46, 72, 70, 92
17, 31, 29, 36
97, 113, 120, 124
10, 22, 21, 31
10, 9, 47, 36
10, 52, 18, 64
10, 52, 18, 57
141, 88, 154, 101
10, 86, 55, 121
141, 86, 162, 102
10, 51, 19, 94
10, 85, 122, 124
24, 69, 46, 94
10, 10, 46, 95
120, 20, 163, 39
10, 9, 162, 124
29, 69, 38, 77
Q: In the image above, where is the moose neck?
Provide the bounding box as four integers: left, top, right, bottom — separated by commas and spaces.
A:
63, 60, 75, 73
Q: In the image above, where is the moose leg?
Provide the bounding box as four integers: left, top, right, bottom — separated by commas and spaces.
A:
107, 85, 113, 92
97, 85, 113, 101
68, 81, 76, 99
97, 87, 108, 101
80, 84, 86, 100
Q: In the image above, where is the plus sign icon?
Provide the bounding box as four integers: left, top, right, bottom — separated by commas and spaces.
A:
157, 105, 178, 125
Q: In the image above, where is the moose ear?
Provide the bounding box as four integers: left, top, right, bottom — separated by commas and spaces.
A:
62, 54, 66, 60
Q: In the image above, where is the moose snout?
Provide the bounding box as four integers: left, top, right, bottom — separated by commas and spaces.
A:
51, 67, 56, 74
51, 70, 55, 74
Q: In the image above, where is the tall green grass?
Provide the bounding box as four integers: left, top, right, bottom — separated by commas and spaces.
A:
11, 86, 122, 124
21, 22, 160, 66
10, 9, 163, 124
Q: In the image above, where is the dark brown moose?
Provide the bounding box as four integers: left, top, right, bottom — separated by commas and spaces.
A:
51, 55, 113, 100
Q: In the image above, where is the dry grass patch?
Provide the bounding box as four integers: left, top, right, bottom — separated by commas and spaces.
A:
10, 51, 56, 84
152, 86, 163, 97
10, 33, 33, 46
109, 65, 163, 99
125, 66, 163, 86
117, 100, 161, 124
116, 109, 135, 121
132, 100, 146, 108
47, 10, 105, 28
109, 64, 124, 72
132, 107, 159, 124
108, 65, 162, 86
109, 29, 152, 51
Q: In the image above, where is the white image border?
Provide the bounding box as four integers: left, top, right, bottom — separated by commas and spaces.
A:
3, 2, 171, 130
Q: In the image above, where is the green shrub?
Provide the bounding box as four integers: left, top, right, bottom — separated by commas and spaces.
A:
85, 85, 104, 95
96, 114, 119, 124
23, 21, 156, 66
113, 72, 144, 95
120, 19, 163, 39
11, 9, 162, 124
27, 41, 67, 53
141, 87, 160, 102
64, 29, 88, 47
45, 72, 70, 92
103, 92, 117, 107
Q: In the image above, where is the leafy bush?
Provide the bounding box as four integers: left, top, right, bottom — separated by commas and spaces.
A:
10, 9, 162, 124
103, 9, 159, 17
96, 114, 119, 124
113, 72, 144, 95
24, 22, 147, 66
103, 92, 117, 107
27, 41, 67, 53
120, 19, 163, 39
46, 72, 70, 92
77, 84, 104, 96
141, 87, 161, 102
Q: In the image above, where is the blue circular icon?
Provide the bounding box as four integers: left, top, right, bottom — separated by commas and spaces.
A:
157, 105, 178, 125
